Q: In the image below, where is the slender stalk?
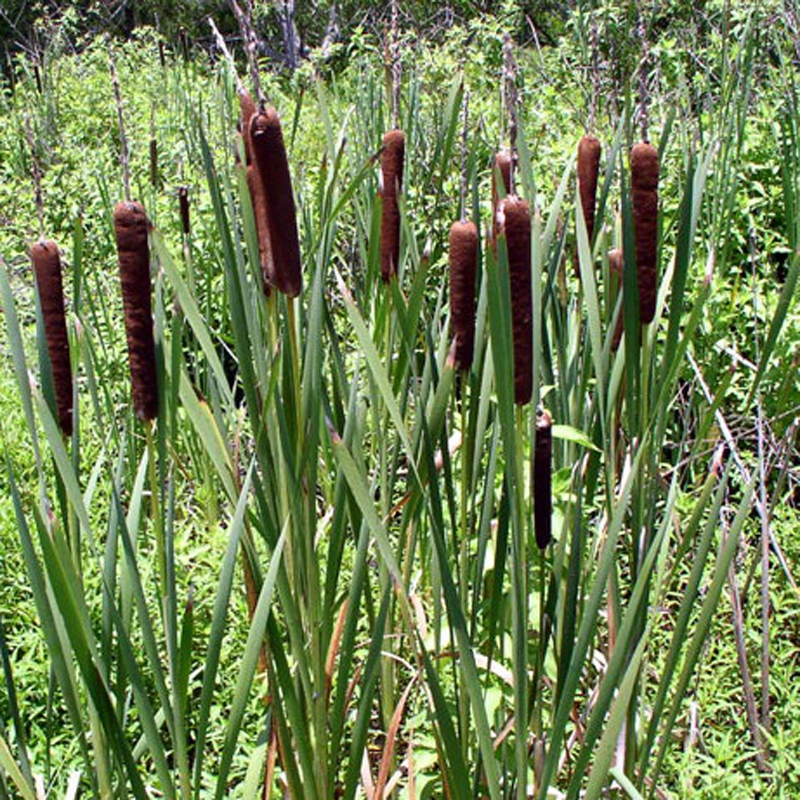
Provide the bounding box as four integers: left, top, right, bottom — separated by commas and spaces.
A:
144, 419, 165, 597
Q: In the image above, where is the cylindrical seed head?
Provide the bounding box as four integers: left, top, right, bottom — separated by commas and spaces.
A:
577, 135, 601, 243
448, 219, 479, 371
31, 240, 73, 435
251, 108, 302, 297
178, 186, 190, 235
608, 248, 624, 351
534, 410, 552, 549
246, 163, 274, 294
631, 142, 659, 324
380, 129, 405, 283
114, 201, 158, 421
499, 196, 533, 405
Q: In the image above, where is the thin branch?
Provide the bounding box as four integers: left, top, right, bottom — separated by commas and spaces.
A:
687, 350, 798, 594
208, 18, 245, 94
726, 548, 769, 772
589, 11, 600, 133
502, 34, 519, 194
108, 41, 131, 201
22, 109, 44, 237
390, 0, 401, 129
459, 89, 469, 222
636, 0, 650, 141
230, 0, 264, 106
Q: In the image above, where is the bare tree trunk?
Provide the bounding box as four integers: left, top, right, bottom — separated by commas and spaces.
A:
281, 0, 301, 70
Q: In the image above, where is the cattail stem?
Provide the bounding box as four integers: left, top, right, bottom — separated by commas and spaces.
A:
108, 43, 131, 202
390, 0, 401, 129
636, 2, 651, 142
23, 111, 45, 237
31, 240, 73, 435
502, 35, 519, 193
459, 89, 469, 223
144, 418, 166, 595
114, 200, 158, 421
589, 13, 600, 133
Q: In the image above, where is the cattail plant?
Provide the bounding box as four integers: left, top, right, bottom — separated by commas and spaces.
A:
250, 107, 301, 297
608, 247, 625, 351
534, 410, 552, 549
449, 220, 478, 371
113, 200, 158, 421
380, 129, 405, 283
631, 142, 659, 324
577, 134, 601, 243
499, 196, 533, 405
31, 240, 73, 435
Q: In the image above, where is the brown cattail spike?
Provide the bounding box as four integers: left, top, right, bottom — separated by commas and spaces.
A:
380, 129, 405, 283
250, 108, 302, 298
534, 410, 552, 549
114, 201, 158, 421
239, 91, 273, 292
449, 219, 479, 372
577, 135, 601, 243
31, 240, 73, 435
631, 142, 659, 324
178, 187, 190, 235
608, 248, 624, 352
149, 137, 159, 187
499, 196, 533, 405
